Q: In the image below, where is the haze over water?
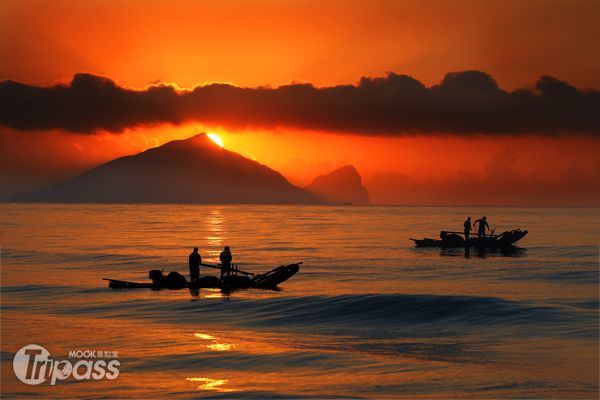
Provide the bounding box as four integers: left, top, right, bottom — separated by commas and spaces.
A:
1, 204, 598, 398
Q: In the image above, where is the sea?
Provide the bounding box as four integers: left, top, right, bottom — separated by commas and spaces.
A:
0, 204, 598, 398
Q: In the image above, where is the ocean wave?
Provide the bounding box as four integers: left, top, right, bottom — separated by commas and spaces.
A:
43, 292, 596, 341
527, 245, 599, 258
536, 269, 599, 284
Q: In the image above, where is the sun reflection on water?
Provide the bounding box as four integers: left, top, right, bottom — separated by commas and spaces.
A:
193, 333, 216, 340
204, 292, 226, 299
186, 377, 236, 392
204, 208, 225, 251
206, 343, 234, 351
194, 332, 235, 352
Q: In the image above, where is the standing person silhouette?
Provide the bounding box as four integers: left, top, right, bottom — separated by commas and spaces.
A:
220, 246, 232, 282
463, 217, 472, 240
474, 216, 490, 238
188, 247, 201, 284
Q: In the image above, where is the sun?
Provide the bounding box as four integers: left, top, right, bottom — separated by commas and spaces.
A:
207, 133, 224, 148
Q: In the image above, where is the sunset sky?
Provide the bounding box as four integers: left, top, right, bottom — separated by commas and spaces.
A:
1, 0, 599, 205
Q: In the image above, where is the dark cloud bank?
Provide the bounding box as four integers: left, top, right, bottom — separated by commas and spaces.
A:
1, 71, 599, 135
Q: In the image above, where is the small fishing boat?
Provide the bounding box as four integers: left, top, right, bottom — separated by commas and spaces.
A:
411, 229, 527, 248
103, 262, 301, 290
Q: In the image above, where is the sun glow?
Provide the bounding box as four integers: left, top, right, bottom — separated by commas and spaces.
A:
207, 133, 224, 148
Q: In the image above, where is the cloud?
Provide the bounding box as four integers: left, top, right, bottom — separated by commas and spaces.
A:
1, 71, 598, 135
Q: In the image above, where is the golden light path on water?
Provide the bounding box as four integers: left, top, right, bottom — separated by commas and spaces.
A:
204, 208, 225, 257
188, 332, 236, 391
194, 332, 236, 352
206, 343, 234, 351
203, 291, 226, 299
193, 333, 216, 340
185, 377, 236, 392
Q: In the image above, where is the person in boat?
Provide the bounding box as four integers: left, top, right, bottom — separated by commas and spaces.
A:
463, 217, 472, 240
220, 246, 232, 282
473, 216, 490, 238
189, 247, 202, 284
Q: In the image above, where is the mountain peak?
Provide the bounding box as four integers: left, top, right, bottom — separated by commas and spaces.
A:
186, 132, 213, 143
305, 165, 370, 205
17, 134, 319, 204
163, 133, 220, 149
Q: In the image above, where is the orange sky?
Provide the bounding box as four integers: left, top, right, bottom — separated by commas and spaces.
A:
2, 0, 599, 89
1, 0, 599, 204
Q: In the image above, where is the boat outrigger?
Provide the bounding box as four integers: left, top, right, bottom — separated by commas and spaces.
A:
411, 229, 527, 248
103, 262, 301, 290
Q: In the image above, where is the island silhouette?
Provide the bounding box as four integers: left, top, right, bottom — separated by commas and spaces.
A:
16, 133, 369, 204
305, 165, 370, 205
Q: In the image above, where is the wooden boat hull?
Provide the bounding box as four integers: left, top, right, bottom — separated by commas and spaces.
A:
103, 263, 301, 290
